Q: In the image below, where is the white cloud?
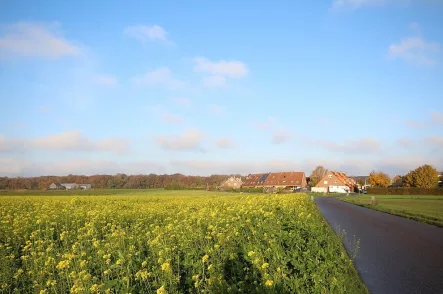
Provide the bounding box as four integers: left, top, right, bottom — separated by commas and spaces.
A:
94, 75, 118, 87
208, 104, 224, 116
426, 136, 443, 147
215, 137, 235, 149
155, 129, 205, 152
333, 0, 443, 9
172, 97, 191, 106
408, 22, 421, 35
0, 158, 33, 175
1, 154, 442, 177
332, 0, 386, 9
388, 36, 441, 66
404, 111, 443, 128
30, 131, 129, 153
132, 67, 185, 89
315, 137, 381, 154
404, 119, 427, 128
396, 138, 414, 148
202, 75, 226, 88
0, 135, 24, 152
0, 22, 81, 59
252, 117, 277, 131
271, 131, 292, 144
431, 111, 443, 124
193, 57, 248, 78
0, 132, 130, 154
37, 105, 52, 113
162, 113, 183, 124
124, 25, 169, 42
0, 158, 165, 177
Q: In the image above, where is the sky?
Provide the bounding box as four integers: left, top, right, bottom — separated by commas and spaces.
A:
0, 0, 442, 177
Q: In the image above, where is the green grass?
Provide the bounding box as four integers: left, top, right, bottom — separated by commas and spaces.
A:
0, 190, 367, 293
339, 194, 443, 227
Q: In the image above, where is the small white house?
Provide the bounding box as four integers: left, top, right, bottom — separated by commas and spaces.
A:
79, 184, 91, 190
220, 176, 243, 190
329, 185, 350, 193
311, 187, 327, 193
61, 183, 79, 190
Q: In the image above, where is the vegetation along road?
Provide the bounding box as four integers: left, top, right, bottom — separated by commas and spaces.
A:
339, 195, 443, 227
316, 196, 443, 294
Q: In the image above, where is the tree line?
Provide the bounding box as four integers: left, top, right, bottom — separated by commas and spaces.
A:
0, 173, 244, 190
368, 164, 441, 188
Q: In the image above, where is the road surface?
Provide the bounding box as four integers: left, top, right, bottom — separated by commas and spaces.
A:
315, 197, 443, 294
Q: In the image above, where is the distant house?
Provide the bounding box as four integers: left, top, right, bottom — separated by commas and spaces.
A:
391, 175, 402, 184
350, 176, 369, 189
79, 184, 91, 190
312, 171, 356, 193
243, 171, 307, 191
243, 173, 267, 188
61, 183, 79, 190
219, 176, 243, 190
439, 172, 443, 187
263, 172, 307, 190
48, 183, 65, 190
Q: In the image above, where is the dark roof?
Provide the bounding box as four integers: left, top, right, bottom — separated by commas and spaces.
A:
263, 172, 305, 187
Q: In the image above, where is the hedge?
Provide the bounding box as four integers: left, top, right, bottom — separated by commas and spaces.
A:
368, 187, 443, 195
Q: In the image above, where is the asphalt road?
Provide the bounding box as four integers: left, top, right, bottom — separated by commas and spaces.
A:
316, 197, 443, 294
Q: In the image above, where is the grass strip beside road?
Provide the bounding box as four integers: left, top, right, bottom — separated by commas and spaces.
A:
339, 195, 443, 228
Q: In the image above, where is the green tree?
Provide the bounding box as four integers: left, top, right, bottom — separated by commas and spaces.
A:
403, 164, 439, 188
368, 171, 391, 187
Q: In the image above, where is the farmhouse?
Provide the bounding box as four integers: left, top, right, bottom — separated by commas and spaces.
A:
243, 171, 307, 191
242, 173, 267, 188
61, 183, 79, 190
219, 176, 243, 190
312, 171, 356, 193
79, 184, 92, 190
47, 183, 91, 190
48, 183, 65, 190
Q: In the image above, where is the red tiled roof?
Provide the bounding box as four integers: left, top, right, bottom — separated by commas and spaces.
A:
243, 173, 265, 187
242, 172, 307, 187
262, 171, 306, 187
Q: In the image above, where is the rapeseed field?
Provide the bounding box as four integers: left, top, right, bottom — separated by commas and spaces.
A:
0, 191, 367, 293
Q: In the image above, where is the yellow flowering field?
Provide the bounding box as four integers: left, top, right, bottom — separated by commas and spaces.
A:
0, 191, 367, 293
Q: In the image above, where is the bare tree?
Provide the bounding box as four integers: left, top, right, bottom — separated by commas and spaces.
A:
309, 166, 328, 187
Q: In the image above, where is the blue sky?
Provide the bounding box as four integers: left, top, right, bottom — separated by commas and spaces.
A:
1, 0, 442, 177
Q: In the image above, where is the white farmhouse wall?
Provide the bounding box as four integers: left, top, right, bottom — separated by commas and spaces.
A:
311, 187, 327, 193
329, 185, 349, 193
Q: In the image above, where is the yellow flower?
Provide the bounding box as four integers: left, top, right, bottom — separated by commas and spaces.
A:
202, 255, 209, 263
135, 269, 151, 280
157, 285, 167, 294
90, 284, 100, 293
265, 280, 273, 288
161, 262, 171, 271
56, 260, 70, 270
248, 251, 255, 257
261, 263, 269, 270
